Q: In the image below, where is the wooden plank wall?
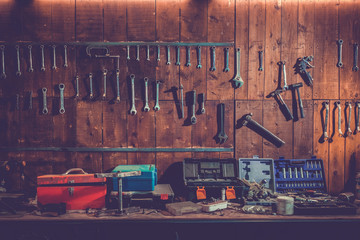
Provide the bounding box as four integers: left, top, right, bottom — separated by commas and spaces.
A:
0, 0, 360, 195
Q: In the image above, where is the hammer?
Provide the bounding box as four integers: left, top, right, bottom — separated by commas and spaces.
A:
289, 83, 304, 118
266, 89, 293, 121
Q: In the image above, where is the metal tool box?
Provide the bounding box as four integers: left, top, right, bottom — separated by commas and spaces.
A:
183, 158, 246, 201
37, 168, 106, 210
274, 156, 327, 193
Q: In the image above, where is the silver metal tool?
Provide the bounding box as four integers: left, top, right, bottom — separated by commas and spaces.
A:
191, 90, 197, 124
1, 45, 6, 79
283, 168, 286, 178
42, 88, 48, 115
157, 45, 160, 62
89, 73, 94, 99
314, 161, 317, 168
59, 83, 65, 114
186, 46, 191, 67
216, 103, 228, 144
143, 77, 150, 112
15, 45, 21, 76
231, 48, 244, 88
300, 168, 304, 178
28, 45, 34, 72
126, 46, 130, 60
294, 168, 298, 178
154, 80, 160, 111
200, 93, 205, 114
130, 74, 137, 115
210, 46, 216, 71
64, 45, 68, 68
319, 170, 323, 178
346, 102, 353, 136
258, 50, 264, 71
75, 75, 80, 99
323, 101, 329, 141
315, 171, 318, 178
289, 168, 292, 178
224, 47, 230, 72
166, 46, 171, 65
146, 45, 150, 61
337, 39, 343, 68
136, 45, 140, 61
102, 69, 107, 100
180, 84, 184, 119
116, 69, 120, 102
196, 46, 202, 69
356, 102, 360, 133
335, 101, 343, 137
310, 161, 313, 169
175, 46, 180, 66
52, 45, 57, 70
353, 43, 358, 72
40, 45, 45, 71
86, 46, 109, 57
281, 61, 288, 90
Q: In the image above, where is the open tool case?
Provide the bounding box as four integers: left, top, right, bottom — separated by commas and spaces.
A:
274, 156, 326, 193
183, 158, 246, 201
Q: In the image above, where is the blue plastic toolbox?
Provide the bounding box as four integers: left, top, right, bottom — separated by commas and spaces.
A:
112, 165, 157, 191
238, 156, 275, 192
274, 156, 326, 193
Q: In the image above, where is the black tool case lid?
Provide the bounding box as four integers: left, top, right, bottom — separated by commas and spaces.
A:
183, 158, 241, 186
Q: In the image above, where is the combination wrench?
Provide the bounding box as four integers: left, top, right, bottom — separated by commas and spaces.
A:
0, 45, 5, 79
224, 47, 229, 72
15, 45, 21, 76
157, 45, 161, 62
143, 77, 150, 112
280, 61, 288, 90
130, 74, 137, 115
180, 84, 184, 118
75, 75, 80, 99
59, 83, 65, 114
146, 45, 150, 61
166, 46, 171, 65
136, 45, 140, 61
356, 102, 360, 133
196, 46, 202, 69
40, 45, 45, 71
102, 69, 108, 100
353, 43, 358, 72
116, 69, 121, 102
186, 46, 191, 67
154, 80, 160, 111
210, 46, 216, 71
28, 45, 34, 72
175, 46, 180, 66
346, 102, 352, 136
191, 90, 197, 124
126, 46, 130, 60
323, 101, 329, 141
89, 73, 94, 99
42, 88, 48, 115
64, 45, 68, 68
52, 45, 57, 70
335, 101, 343, 137
231, 48, 244, 88
258, 50, 264, 71
337, 39, 343, 68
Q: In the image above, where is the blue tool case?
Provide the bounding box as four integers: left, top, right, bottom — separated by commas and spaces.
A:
274, 156, 326, 193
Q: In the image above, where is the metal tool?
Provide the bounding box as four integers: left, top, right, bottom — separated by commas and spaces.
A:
28, 45, 33, 72
294, 168, 298, 178
186, 46, 191, 67
180, 84, 184, 119
130, 74, 137, 115
115, 69, 120, 102
258, 50, 264, 71
42, 88, 48, 115
59, 83, 65, 114
166, 46, 171, 65
191, 90, 197, 124
216, 103, 228, 144
52, 45, 57, 70
15, 45, 21, 76
356, 102, 360, 133
279, 61, 288, 90
196, 46, 202, 69
143, 77, 150, 112
289, 83, 304, 118
146, 45, 150, 61
210, 46, 216, 71
300, 168, 304, 178
346, 102, 352, 136
335, 101, 343, 137
337, 39, 343, 67
75, 75, 80, 99
1, 45, 6, 79
154, 80, 160, 111
231, 48, 244, 88
289, 168, 292, 178
353, 43, 359, 72
238, 113, 285, 148
199, 93, 205, 114
102, 69, 107, 100
266, 89, 293, 121
283, 168, 286, 178
136, 45, 140, 61
157, 45, 160, 62
175, 46, 180, 66
86, 45, 110, 57
40, 45, 45, 71
88, 73, 94, 99
126, 46, 130, 60
64, 45, 68, 68
323, 101, 329, 141
297, 56, 314, 86
224, 47, 230, 72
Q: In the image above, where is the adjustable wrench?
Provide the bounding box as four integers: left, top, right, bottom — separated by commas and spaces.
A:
196, 46, 202, 69
130, 74, 137, 115
75, 75, 80, 99
199, 93, 205, 114
280, 61, 288, 90
40, 45, 45, 71
210, 46, 216, 71
175, 46, 180, 66
216, 103, 228, 144
180, 84, 184, 118
353, 43, 358, 72
52, 45, 57, 70
166, 46, 171, 65
190, 90, 197, 124
231, 48, 244, 88
59, 83, 65, 114
154, 80, 160, 111
335, 101, 343, 137
146, 45, 150, 61
337, 39, 343, 68
136, 45, 140, 61
185, 46, 191, 67
323, 101, 329, 141
224, 47, 229, 72
42, 88, 48, 115
89, 73, 94, 99
116, 69, 120, 102
346, 102, 352, 136
64, 45, 68, 68
356, 102, 360, 133
157, 45, 160, 62
258, 51, 264, 71
15, 45, 21, 76
143, 77, 150, 112
28, 45, 34, 72
0, 45, 6, 79
102, 69, 108, 100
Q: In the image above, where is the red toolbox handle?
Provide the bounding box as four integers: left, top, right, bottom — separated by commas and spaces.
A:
63, 168, 88, 175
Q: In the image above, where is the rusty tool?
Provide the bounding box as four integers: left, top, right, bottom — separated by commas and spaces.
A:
335, 101, 343, 137
289, 83, 304, 119
266, 89, 293, 121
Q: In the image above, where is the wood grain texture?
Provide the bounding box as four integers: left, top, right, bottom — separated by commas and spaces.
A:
293, 100, 313, 158
53, 99, 76, 147
180, 0, 207, 42
103, 153, 127, 172
75, 0, 103, 41
102, 102, 127, 148
127, 0, 155, 41
208, 0, 234, 42
156, 0, 180, 42
103, 0, 127, 42
51, 0, 75, 42
0, 1, 21, 41
75, 153, 103, 173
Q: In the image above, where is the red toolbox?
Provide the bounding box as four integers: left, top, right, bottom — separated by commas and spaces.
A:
37, 168, 106, 210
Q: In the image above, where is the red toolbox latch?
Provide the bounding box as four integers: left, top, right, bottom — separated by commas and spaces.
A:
196, 187, 206, 200
160, 194, 168, 200
226, 186, 236, 200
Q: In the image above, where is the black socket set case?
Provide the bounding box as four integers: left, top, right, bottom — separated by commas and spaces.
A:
274, 156, 326, 193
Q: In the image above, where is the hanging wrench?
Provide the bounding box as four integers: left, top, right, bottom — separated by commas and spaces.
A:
231, 48, 244, 88
280, 61, 288, 90
126, 46, 130, 60
346, 102, 352, 136
356, 102, 360, 133
191, 90, 197, 124
75, 75, 80, 99
185, 46, 191, 67
146, 45, 150, 61
154, 80, 161, 111
166, 46, 171, 65
102, 69, 107, 100
143, 77, 150, 112
353, 43, 358, 72
224, 47, 229, 72
210, 46, 216, 71
116, 69, 120, 102
89, 73, 93, 99
157, 45, 161, 62
28, 45, 34, 72
180, 83, 184, 118
258, 50, 264, 71
0, 45, 5, 79
136, 45, 140, 61
335, 101, 343, 137
323, 101, 329, 141
59, 83, 65, 114
175, 46, 180, 66
52, 45, 57, 70
15, 45, 21, 76
216, 103, 228, 144
196, 46, 202, 69
130, 74, 137, 115
42, 88, 48, 115
64, 45, 68, 68
337, 39, 343, 68
40, 45, 45, 71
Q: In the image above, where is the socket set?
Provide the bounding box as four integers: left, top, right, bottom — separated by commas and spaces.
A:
274, 156, 326, 193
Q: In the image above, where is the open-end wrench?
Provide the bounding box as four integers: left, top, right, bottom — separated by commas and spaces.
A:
323, 101, 329, 141
15, 45, 21, 76
40, 45, 45, 71
231, 48, 244, 88
337, 39, 343, 68
191, 90, 197, 124
126, 46, 130, 60
258, 50, 264, 71
52, 45, 57, 70
154, 80, 160, 111
353, 43, 358, 72
89, 73, 94, 99
130, 74, 137, 115
143, 77, 150, 112
280, 61, 288, 90
224, 47, 229, 72
175, 46, 180, 66
346, 102, 352, 136
180, 84, 184, 118
157, 45, 160, 62
199, 93, 205, 114
28, 45, 34, 72
59, 83, 65, 114
102, 69, 107, 100
356, 102, 360, 133
166, 46, 171, 65
136, 45, 140, 61
210, 46, 216, 71
196, 46, 202, 69
116, 69, 120, 102
335, 101, 343, 137
42, 88, 48, 115
64, 45, 68, 68
186, 46, 191, 67
75, 75, 80, 99
216, 103, 228, 144
146, 45, 150, 61
0, 45, 6, 79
